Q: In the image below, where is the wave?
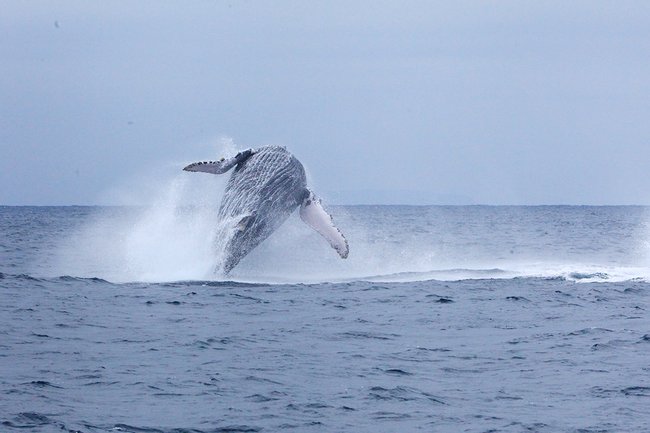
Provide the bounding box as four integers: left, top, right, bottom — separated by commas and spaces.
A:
354, 264, 650, 284
0, 413, 262, 433
5, 263, 649, 286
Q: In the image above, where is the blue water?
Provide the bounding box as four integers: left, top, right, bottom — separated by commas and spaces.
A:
2, 205, 650, 432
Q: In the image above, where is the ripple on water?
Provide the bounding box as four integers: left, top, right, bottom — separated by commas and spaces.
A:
3, 412, 52, 427
382, 368, 413, 376
621, 386, 650, 397
112, 423, 263, 432
367, 386, 446, 404
26, 380, 63, 389
336, 331, 400, 340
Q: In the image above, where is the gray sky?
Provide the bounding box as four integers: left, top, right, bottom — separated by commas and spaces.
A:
2, 1, 649, 205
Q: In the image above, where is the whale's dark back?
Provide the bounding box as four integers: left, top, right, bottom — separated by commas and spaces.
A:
218, 146, 307, 272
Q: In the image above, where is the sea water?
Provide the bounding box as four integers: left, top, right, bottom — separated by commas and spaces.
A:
2, 203, 650, 432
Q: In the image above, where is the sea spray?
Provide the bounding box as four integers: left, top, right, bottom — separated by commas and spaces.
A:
48, 139, 253, 282
36, 204, 650, 283
121, 177, 221, 282
50, 198, 444, 283
49, 176, 223, 282
48, 144, 650, 283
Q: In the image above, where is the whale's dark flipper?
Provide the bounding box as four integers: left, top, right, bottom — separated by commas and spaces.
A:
300, 190, 349, 259
183, 149, 253, 174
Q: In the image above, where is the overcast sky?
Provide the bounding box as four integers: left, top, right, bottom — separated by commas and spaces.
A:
2, 1, 649, 205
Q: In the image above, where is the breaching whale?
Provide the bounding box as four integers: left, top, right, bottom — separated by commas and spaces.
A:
183, 146, 349, 273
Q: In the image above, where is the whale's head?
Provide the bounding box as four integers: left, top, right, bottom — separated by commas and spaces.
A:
221, 213, 267, 274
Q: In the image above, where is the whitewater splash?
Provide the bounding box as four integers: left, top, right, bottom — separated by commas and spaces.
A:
47, 144, 650, 284
51, 201, 650, 284
53, 177, 219, 282
50, 178, 441, 283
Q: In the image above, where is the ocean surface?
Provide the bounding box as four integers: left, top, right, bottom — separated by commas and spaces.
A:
2, 203, 650, 432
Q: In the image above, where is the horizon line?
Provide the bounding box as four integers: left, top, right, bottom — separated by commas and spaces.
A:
2, 203, 649, 208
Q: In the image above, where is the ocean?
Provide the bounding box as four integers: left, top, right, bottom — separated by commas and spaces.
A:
2, 204, 650, 432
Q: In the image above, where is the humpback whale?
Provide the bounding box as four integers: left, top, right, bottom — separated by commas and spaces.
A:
183, 146, 349, 273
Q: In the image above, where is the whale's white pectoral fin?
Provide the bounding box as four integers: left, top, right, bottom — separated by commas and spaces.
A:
300, 190, 349, 259
183, 149, 254, 174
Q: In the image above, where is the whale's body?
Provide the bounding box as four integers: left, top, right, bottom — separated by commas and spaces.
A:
217, 146, 308, 272
184, 146, 348, 273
